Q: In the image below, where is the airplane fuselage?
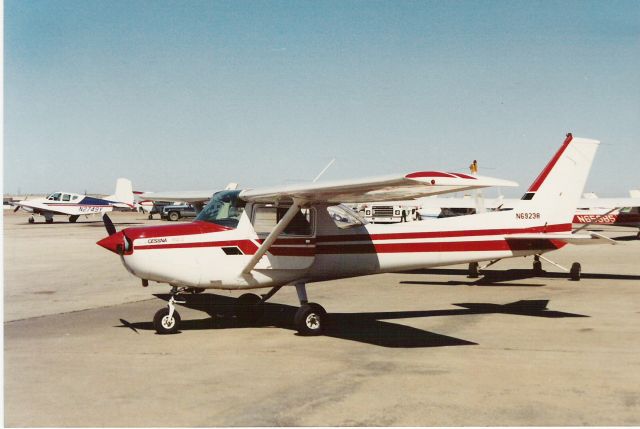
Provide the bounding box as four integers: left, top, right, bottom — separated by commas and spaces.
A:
103, 202, 567, 290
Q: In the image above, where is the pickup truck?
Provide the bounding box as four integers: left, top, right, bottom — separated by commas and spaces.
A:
161, 204, 197, 221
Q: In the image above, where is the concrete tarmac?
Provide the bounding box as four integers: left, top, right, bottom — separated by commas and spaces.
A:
4, 211, 640, 426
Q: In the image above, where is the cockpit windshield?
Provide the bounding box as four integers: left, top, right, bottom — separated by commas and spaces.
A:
196, 190, 245, 228
47, 193, 62, 201
327, 204, 367, 229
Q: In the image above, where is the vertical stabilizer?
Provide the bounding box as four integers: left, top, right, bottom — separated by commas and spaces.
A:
518, 134, 600, 226
106, 178, 134, 206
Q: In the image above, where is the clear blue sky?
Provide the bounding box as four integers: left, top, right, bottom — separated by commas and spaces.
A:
5, 0, 640, 197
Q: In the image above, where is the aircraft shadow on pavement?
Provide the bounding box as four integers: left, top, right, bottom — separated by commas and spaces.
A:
612, 234, 640, 242
117, 294, 587, 348
400, 268, 640, 283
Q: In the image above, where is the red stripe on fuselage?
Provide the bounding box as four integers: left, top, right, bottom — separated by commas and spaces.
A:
315, 239, 561, 255
124, 221, 231, 241
316, 223, 571, 243
527, 134, 573, 192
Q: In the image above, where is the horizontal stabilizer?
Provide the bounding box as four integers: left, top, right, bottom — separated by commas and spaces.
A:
505, 232, 617, 245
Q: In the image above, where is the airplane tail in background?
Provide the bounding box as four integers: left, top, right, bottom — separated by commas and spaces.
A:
630, 189, 640, 198
106, 178, 134, 207
516, 134, 600, 227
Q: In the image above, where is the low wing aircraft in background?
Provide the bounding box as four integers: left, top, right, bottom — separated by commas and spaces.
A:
12, 178, 134, 224
98, 134, 610, 336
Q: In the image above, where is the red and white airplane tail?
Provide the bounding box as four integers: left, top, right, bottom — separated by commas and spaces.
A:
516, 133, 600, 227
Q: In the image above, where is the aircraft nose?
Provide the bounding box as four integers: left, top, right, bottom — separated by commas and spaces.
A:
97, 230, 127, 254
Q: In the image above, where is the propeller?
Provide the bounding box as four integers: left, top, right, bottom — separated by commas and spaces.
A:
103, 213, 116, 236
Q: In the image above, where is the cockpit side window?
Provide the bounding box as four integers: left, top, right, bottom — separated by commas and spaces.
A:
195, 190, 245, 228
252, 205, 314, 236
62, 194, 71, 202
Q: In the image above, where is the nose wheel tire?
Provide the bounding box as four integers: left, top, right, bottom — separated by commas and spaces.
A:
570, 262, 581, 281
294, 303, 327, 336
153, 307, 181, 334
28, 216, 35, 224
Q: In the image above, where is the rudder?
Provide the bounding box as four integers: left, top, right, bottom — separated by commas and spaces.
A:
517, 133, 600, 226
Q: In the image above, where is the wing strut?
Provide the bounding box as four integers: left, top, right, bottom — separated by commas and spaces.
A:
241, 199, 303, 274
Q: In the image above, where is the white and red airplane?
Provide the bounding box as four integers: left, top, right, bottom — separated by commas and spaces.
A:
12, 178, 134, 224
572, 192, 640, 238
98, 134, 610, 336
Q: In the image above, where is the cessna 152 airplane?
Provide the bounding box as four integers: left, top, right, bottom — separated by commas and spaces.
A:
98, 134, 610, 336
12, 178, 134, 223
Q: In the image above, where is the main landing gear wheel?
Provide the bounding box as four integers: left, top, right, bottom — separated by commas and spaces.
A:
45, 218, 54, 224
468, 262, 479, 278
153, 307, 181, 334
148, 214, 153, 220
570, 262, 581, 281
69, 215, 79, 223
28, 216, 35, 224
294, 303, 327, 336
533, 256, 544, 275
235, 293, 264, 323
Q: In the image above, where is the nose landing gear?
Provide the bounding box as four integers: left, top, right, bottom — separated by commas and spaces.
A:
153, 287, 186, 334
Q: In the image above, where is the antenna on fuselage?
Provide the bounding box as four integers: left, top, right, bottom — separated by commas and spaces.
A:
313, 158, 336, 183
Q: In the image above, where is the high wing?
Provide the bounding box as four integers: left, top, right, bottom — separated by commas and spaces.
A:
240, 171, 518, 204
139, 183, 238, 205
139, 190, 218, 204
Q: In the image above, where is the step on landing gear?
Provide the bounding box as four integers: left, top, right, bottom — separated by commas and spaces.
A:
153, 287, 186, 334
294, 283, 327, 336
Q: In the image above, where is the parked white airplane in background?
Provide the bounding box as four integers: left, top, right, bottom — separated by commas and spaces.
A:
98, 134, 610, 336
12, 178, 134, 224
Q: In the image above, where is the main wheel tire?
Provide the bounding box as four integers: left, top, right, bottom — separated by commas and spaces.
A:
294, 303, 327, 336
28, 217, 35, 224
148, 214, 153, 220
236, 293, 264, 323
468, 262, 479, 278
153, 307, 181, 334
168, 211, 180, 221
533, 260, 543, 275
69, 215, 79, 223
570, 262, 581, 281
45, 218, 54, 224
